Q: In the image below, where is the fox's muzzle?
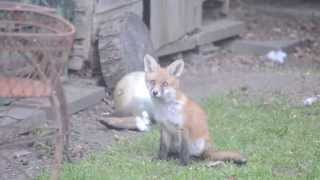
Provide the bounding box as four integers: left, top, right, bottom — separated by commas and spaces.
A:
152, 90, 159, 97
151, 88, 161, 97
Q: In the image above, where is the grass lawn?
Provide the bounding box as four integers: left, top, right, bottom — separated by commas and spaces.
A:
38, 95, 320, 180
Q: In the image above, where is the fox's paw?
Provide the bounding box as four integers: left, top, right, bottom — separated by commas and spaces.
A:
151, 155, 168, 162
135, 116, 150, 131
179, 159, 189, 166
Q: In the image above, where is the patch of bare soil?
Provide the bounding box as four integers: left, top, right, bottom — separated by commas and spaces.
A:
1, 1, 320, 179
181, 2, 320, 104
234, 0, 320, 65
0, 96, 142, 180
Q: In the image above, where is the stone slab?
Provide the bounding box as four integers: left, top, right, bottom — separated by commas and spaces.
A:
0, 107, 47, 142
12, 84, 105, 120
0, 107, 46, 126
230, 39, 301, 55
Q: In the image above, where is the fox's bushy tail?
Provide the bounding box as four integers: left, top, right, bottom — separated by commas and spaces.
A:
203, 148, 247, 165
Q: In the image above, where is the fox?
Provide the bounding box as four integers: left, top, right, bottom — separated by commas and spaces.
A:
143, 54, 247, 166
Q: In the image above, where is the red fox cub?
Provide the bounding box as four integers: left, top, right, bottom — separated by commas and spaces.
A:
144, 54, 247, 166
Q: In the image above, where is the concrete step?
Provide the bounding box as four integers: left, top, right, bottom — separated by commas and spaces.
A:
156, 19, 245, 57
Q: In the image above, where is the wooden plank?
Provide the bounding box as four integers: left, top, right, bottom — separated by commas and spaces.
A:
151, 0, 187, 49
197, 19, 245, 45
156, 19, 245, 56
184, 0, 202, 32
150, 0, 204, 50
95, 0, 141, 14
155, 36, 197, 57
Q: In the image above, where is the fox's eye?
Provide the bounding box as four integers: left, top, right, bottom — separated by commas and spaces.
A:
162, 81, 168, 87
149, 80, 156, 86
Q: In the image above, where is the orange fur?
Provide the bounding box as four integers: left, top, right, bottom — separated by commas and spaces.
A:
144, 54, 247, 165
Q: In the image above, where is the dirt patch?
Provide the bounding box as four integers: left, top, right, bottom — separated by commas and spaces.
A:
1, 1, 320, 179
180, 2, 320, 104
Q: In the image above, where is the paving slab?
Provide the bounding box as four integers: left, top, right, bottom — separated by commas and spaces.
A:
12, 84, 105, 120
229, 39, 301, 55
0, 107, 46, 126
0, 107, 47, 142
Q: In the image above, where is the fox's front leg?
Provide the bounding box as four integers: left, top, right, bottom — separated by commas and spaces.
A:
179, 129, 190, 166
158, 127, 171, 160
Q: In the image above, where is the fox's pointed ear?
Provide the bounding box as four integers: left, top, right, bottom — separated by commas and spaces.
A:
167, 59, 184, 77
144, 54, 159, 73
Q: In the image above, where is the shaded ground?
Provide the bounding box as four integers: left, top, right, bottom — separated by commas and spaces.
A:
1, 1, 320, 179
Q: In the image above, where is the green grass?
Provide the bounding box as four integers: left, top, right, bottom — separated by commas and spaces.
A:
38, 95, 320, 180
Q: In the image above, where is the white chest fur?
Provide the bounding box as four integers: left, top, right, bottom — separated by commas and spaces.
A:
153, 99, 184, 130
